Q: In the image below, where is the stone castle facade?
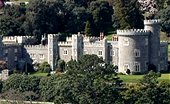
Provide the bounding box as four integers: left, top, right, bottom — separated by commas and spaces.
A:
0, 19, 168, 73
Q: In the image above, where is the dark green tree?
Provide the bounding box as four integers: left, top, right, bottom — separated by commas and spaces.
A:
0, 5, 26, 36
88, 0, 113, 35
156, 5, 170, 33
24, 0, 65, 41
84, 20, 92, 36
38, 62, 51, 73
113, 0, 144, 29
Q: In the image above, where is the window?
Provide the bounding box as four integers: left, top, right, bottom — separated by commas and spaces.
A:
145, 38, 148, 45
112, 50, 115, 56
145, 61, 148, 70
30, 53, 35, 59
14, 49, 18, 53
39, 54, 44, 59
98, 50, 102, 56
124, 64, 129, 71
14, 56, 17, 61
64, 49, 68, 55
134, 49, 140, 57
123, 38, 129, 46
134, 62, 140, 72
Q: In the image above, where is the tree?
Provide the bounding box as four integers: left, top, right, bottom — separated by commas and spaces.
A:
113, 0, 144, 29
0, 5, 26, 36
24, 0, 64, 41
38, 62, 51, 73
3, 74, 41, 93
56, 59, 65, 72
122, 71, 170, 104
88, 1, 113, 35
156, 5, 170, 33
140, 71, 160, 87
84, 20, 92, 36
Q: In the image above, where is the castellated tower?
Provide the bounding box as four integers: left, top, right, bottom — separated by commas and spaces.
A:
72, 32, 83, 61
48, 34, 59, 71
117, 29, 150, 73
144, 20, 161, 71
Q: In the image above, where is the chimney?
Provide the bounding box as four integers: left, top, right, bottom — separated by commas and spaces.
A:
100, 32, 104, 40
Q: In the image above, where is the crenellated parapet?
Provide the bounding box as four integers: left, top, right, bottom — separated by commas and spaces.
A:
66, 37, 72, 41
83, 36, 100, 42
58, 42, 72, 46
2, 43, 22, 47
24, 45, 48, 49
144, 19, 161, 25
117, 29, 150, 36
2, 36, 35, 44
48, 34, 59, 38
84, 42, 104, 47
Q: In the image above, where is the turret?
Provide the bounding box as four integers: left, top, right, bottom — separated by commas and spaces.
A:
117, 29, 150, 74
144, 19, 161, 71
48, 34, 59, 71
71, 32, 83, 61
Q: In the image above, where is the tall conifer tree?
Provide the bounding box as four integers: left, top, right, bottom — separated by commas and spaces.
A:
113, 0, 144, 29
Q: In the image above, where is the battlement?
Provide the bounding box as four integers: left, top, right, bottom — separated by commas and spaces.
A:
66, 37, 72, 41
84, 41, 104, 47
58, 42, 72, 46
144, 19, 161, 25
117, 29, 150, 36
24, 45, 48, 49
48, 34, 59, 38
83, 36, 100, 42
2, 43, 22, 47
3, 36, 35, 44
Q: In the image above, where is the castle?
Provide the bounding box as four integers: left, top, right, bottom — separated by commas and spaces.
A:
0, 19, 168, 73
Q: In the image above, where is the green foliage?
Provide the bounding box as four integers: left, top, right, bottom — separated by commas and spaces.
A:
56, 59, 65, 72
39, 75, 58, 101
113, 0, 144, 29
0, 5, 26, 36
3, 74, 41, 93
84, 20, 92, 36
88, 0, 113, 35
38, 62, 51, 73
156, 6, 170, 33
140, 71, 160, 87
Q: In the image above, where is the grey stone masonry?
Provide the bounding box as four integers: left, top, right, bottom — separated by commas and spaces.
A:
0, 19, 168, 74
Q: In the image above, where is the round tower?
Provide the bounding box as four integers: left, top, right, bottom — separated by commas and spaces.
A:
144, 19, 161, 71
117, 29, 150, 74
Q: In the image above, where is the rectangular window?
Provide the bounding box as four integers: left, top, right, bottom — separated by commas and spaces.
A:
14, 49, 18, 53
123, 38, 129, 46
30, 53, 35, 59
64, 49, 68, 55
39, 54, 44, 59
134, 49, 140, 57
98, 50, 102, 56
14, 56, 17, 61
145, 38, 148, 45
134, 62, 140, 72
124, 64, 129, 71
112, 50, 115, 56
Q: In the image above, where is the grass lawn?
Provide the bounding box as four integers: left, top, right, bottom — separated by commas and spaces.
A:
30, 72, 48, 77
118, 73, 170, 83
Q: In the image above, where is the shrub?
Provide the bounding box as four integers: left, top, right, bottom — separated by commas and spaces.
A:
131, 72, 142, 75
